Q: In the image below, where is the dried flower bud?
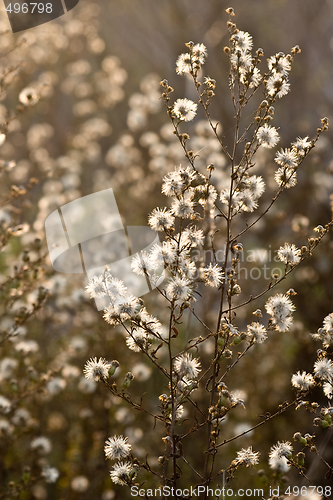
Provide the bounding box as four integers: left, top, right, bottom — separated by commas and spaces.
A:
291, 45, 301, 55
226, 7, 235, 15
122, 372, 134, 389
109, 360, 120, 376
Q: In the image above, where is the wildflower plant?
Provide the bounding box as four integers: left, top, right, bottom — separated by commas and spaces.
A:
83, 7, 333, 498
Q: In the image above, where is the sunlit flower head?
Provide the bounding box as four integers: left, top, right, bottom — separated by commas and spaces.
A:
323, 382, 333, 399
257, 124, 280, 148
291, 371, 315, 391
267, 54, 291, 77
277, 243, 301, 265
231, 31, 253, 53
148, 208, 175, 232
245, 175, 266, 198
269, 441, 293, 459
203, 263, 224, 287
104, 435, 132, 460
173, 98, 197, 122
247, 322, 267, 343
314, 358, 333, 381
269, 455, 290, 472
171, 197, 194, 218
275, 148, 298, 168
266, 74, 290, 99
110, 461, 134, 486
274, 166, 297, 188
166, 276, 193, 301
233, 446, 260, 467
126, 329, 152, 352
323, 313, 333, 334
291, 136, 312, 156
176, 53, 192, 75
83, 357, 111, 381
265, 293, 295, 331
85, 275, 107, 299
174, 353, 201, 379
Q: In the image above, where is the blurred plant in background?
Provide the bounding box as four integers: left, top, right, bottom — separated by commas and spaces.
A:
0, 1, 333, 499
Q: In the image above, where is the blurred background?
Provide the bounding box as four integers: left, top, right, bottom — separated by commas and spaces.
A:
0, 0, 332, 498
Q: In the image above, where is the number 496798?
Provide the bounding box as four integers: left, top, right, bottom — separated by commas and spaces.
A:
6, 3, 53, 14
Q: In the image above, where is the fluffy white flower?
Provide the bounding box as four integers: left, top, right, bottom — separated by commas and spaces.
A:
265, 293, 295, 331
176, 53, 192, 75
166, 276, 193, 301
247, 322, 267, 343
85, 275, 107, 298
238, 189, 258, 212
231, 31, 253, 53
181, 227, 204, 248
30, 436, 52, 454
174, 353, 201, 379
233, 446, 260, 467
83, 357, 111, 381
323, 382, 333, 399
131, 253, 152, 276
203, 263, 223, 287
126, 329, 153, 352
230, 52, 253, 71
171, 197, 194, 219
162, 166, 196, 197
269, 441, 293, 460
148, 208, 175, 232
323, 313, 333, 335
269, 455, 290, 472
104, 435, 132, 460
115, 296, 142, 320
245, 175, 266, 198
192, 43, 207, 64
275, 148, 298, 168
291, 136, 312, 156
314, 358, 333, 381
257, 124, 280, 148
274, 166, 297, 188
266, 74, 290, 98
291, 371, 315, 391
109, 461, 134, 486
104, 274, 127, 301
42, 467, 60, 483
277, 243, 301, 265
267, 54, 291, 76
0, 358, 18, 380
173, 98, 197, 122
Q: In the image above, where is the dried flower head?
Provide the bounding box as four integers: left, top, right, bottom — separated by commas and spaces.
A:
104, 435, 132, 460
83, 357, 111, 381
172, 98, 197, 122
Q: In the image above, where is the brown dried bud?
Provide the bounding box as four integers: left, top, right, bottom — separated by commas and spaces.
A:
226, 7, 235, 16
291, 45, 301, 55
